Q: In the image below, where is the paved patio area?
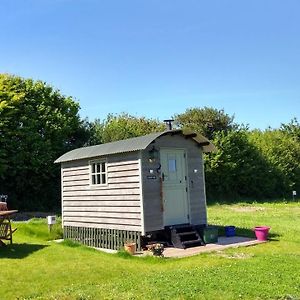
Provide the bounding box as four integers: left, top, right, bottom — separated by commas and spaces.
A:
90, 236, 266, 258
163, 236, 265, 258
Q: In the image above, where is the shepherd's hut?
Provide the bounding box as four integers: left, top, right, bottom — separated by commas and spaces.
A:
55, 129, 215, 250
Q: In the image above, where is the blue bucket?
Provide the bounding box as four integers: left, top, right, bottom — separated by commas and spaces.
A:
225, 226, 236, 237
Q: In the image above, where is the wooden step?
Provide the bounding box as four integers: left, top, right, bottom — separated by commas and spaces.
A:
170, 224, 205, 249
182, 239, 203, 246
178, 231, 197, 236
174, 226, 194, 234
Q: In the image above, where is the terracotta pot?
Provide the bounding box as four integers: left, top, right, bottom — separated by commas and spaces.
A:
124, 243, 136, 254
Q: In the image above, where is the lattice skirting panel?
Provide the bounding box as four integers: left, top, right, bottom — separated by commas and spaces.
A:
64, 226, 142, 251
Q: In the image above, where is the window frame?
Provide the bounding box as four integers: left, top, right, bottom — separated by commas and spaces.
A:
89, 159, 108, 187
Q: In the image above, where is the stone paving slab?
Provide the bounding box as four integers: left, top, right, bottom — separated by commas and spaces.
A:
163, 236, 266, 258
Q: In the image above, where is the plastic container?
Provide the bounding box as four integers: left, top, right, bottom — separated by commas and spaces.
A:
225, 226, 236, 237
203, 226, 218, 244
254, 226, 271, 241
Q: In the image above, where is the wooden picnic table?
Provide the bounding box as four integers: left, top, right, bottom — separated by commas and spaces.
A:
0, 210, 18, 246
0, 210, 18, 217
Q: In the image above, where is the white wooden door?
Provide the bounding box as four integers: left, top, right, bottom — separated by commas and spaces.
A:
160, 149, 188, 226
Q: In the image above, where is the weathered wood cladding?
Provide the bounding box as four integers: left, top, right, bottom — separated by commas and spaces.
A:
61, 152, 142, 232
64, 226, 142, 251
142, 134, 207, 233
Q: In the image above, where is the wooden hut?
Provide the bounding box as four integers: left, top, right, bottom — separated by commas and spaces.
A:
55, 130, 215, 250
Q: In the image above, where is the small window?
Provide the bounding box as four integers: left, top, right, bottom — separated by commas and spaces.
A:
90, 161, 107, 185
168, 158, 177, 173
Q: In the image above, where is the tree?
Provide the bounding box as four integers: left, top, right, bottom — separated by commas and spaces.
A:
89, 113, 165, 144
174, 107, 237, 140
0, 74, 89, 210
249, 129, 300, 197
86, 118, 104, 145
280, 118, 300, 141
205, 129, 275, 201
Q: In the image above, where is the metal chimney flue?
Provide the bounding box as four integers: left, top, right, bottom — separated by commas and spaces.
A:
163, 119, 174, 131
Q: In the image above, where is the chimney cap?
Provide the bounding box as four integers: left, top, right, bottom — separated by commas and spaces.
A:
163, 119, 174, 130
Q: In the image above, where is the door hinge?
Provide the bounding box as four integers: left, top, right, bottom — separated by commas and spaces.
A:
187, 214, 190, 220
184, 153, 186, 158
185, 187, 188, 192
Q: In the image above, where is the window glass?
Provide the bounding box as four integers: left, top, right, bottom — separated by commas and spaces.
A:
90, 161, 107, 185
168, 159, 177, 172
102, 174, 106, 184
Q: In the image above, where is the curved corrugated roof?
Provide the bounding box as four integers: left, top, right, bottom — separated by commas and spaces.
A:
55, 130, 216, 163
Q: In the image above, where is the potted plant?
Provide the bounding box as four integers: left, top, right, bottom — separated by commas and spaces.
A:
124, 241, 136, 255
147, 243, 164, 257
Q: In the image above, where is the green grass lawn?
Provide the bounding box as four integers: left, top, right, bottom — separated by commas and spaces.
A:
0, 202, 299, 300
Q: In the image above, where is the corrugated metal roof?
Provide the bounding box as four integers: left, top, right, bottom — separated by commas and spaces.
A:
54, 130, 216, 163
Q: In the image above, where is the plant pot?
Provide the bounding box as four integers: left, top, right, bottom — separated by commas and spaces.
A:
225, 226, 236, 237
203, 226, 218, 244
254, 226, 270, 241
124, 243, 136, 255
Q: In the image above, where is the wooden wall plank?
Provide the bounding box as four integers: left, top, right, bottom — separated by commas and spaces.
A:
63, 195, 140, 201
108, 160, 140, 167
63, 166, 89, 172
63, 200, 140, 207
64, 206, 141, 212
108, 164, 139, 172
64, 216, 141, 225
64, 222, 142, 232
108, 177, 139, 184
63, 189, 140, 197
107, 170, 139, 178
105, 182, 140, 189
63, 182, 140, 191
65, 216, 141, 225
63, 170, 89, 177
64, 211, 141, 219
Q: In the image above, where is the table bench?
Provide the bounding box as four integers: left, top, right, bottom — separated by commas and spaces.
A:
0, 210, 18, 246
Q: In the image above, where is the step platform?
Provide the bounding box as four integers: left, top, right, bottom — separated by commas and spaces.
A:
169, 224, 205, 249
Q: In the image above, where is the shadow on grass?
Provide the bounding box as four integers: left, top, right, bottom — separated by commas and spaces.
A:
209, 225, 280, 241
0, 243, 48, 259
207, 197, 299, 206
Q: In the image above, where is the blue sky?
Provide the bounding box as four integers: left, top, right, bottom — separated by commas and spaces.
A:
1, 0, 299, 129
